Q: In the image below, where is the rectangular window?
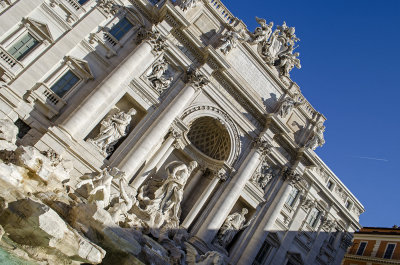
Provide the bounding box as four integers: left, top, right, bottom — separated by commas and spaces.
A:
327, 180, 333, 190
328, 229, 339, 245
78, 0, 89, 4
109, 17, 133, 41
345, 200, 352, 209
252, 241, 271, 265
306, 208, 321, 228
356, 242, 367, 255
7, 33, 39, 61
286, 187, 299, 207
50, 70, 79, 98
384, 243, 396, 259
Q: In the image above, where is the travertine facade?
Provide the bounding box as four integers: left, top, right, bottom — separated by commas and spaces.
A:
0, 0, 364, 264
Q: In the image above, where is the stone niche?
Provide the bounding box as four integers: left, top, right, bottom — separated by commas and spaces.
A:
214, 198, 256, 253
85, 94, 146, 157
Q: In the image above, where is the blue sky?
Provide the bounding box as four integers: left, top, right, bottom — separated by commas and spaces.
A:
222, 0, 400, 227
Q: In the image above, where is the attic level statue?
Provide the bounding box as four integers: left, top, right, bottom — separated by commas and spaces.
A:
0, 1, 363, 265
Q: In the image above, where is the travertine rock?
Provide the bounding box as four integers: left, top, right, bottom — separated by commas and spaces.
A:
0, 198, 106, 264
70, 203, 141, 257
0, 118, 18, 151
16, 146, 73, 183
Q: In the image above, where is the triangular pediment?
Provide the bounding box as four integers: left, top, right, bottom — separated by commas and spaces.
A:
65, 56, 94, 79
23, 17, 53, 42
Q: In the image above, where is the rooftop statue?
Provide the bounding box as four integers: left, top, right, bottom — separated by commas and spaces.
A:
178, 0, 200, 12
305, 122, 326, 150
277, 93, 303, 118
218, 28, 248, 55
249, 17, 273, 45
276, 45, 301, 78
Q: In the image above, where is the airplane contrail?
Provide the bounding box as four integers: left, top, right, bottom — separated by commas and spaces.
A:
353, 156, 389, 162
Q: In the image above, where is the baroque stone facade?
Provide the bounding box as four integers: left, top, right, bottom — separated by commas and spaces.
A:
0, 0, 364, 264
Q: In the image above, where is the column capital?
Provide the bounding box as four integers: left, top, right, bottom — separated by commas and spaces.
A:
253, 137, 272, 157
213, 168, 228, 182
136, 25, 168, 55
282, 167, 301, 186
184, 67, 210, 90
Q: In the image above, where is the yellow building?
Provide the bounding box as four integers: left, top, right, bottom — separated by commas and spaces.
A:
343, 226, 400, 265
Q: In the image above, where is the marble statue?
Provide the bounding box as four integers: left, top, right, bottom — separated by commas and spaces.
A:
179, 0, 200, 12
108, 177, 134, 224
277, 94, 303, 118
305, 122, 326, 150
88, 108, 137, 155
186, 243, 227, 265
147, 58, 174, 93
258, 21, 300, 67
218, 29, 247, 55
249, 17, 273, 45
135, 161, 198, 234
76, 167, 125, 209
277, 45, 301, 78
215, 208, 252, 249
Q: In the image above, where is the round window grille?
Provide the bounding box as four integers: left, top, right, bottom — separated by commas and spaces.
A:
187, 117, 231, 161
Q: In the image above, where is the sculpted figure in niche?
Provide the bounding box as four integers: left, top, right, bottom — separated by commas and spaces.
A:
215, 208, 253, 249
137, 160, 198, 233
249, 17, 273, 45
76, 167, 125, 209
276, 45, 301, 78
305, 122, 326, 150
89, 108, 137, 155
277, 93, 303, 118
147, 58, 173, 93
218, 29, 247, 55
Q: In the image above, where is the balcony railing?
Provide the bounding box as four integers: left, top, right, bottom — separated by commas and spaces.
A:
26, 82, 67, 118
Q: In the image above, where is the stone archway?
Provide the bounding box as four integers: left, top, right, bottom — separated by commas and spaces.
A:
187, 116, 231, 161
180, 105, 241, 166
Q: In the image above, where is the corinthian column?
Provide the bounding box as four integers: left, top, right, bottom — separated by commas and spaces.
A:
194, 138, 272, 245
61, 26, 167, 139
235, 169, 302, 265
119, 68, 209, 182
181, 169, 226, 229
130, 128, 181, 190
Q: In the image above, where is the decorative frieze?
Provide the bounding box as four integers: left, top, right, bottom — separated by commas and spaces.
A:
250, 160, 276, 190
146, 57, 174, 94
